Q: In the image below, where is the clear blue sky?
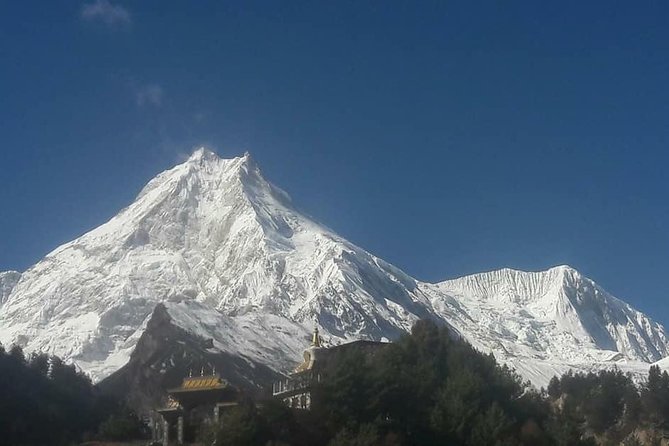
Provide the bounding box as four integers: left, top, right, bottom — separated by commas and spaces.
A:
1, 2, 668, 323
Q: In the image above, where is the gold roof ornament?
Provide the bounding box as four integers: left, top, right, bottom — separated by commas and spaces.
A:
294, 324, 324, 373
165, 395, 180, 409
311, 325, 322, 348
156, 395, 182, 413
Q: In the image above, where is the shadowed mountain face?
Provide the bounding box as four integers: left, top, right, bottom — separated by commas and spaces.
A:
97, 304, 280, 412
1, 149, 667, 388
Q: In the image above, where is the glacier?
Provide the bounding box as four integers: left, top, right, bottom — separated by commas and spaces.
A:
0, 148, 666, 388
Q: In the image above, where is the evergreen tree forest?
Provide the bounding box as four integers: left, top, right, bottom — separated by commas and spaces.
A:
0, 344, 146, 446
207, 321, 669, 446
3, 321, 669, 445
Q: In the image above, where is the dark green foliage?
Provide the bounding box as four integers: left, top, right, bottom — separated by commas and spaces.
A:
309, 320, 554, 445
216, 401, 271, 446
545, 367, 669, 444
640, 365, 669, 428
0, 344, 124, 445
205, 397, 323, 446
312, 347, 374, 431
198, 320, 669, 445
547, 375, 561, 398
583, 370, 633, 432
198, 320, 554, 445
98, 407, 147, 440
260, 397, 305, 443
328, 423, 403, 446
545, 407, 596, 446
7, 318, 669, 445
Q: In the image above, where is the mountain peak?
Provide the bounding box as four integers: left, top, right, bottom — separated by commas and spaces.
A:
548, 264, 579, 276
187, 147, 219, 162
1, 151, 668, 389
550, 264, 575, 272
238, 151, 259, 173
184, 149, 259, 178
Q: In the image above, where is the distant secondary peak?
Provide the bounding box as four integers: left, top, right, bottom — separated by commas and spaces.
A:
548, 264, 582, 281
551, 264, 576, 273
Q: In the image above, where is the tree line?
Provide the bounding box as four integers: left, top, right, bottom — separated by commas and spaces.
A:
206, 321, 669, 446
0, 344, 146, 445
3, 321, 669, 445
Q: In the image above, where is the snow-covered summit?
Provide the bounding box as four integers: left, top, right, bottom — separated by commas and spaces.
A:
430, 264, 667, 363
0, 150, 666, 387
422, 265, 668, 384
0, 149, 429, 380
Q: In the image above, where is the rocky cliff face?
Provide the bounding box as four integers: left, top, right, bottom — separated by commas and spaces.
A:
97, 303, 279, 411
0, 149, 666, 388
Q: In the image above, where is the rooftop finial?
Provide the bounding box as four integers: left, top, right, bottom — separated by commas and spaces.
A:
311, 324, 321, 348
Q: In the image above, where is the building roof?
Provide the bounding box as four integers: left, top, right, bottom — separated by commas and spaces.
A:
168, 374, 229, 394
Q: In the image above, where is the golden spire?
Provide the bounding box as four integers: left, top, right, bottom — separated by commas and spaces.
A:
311, 325, 322, 348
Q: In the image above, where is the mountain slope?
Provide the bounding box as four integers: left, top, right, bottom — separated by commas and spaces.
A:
0, 150, 435, 380
0, 149, 665, 387
0, 271, 21, 308
97, 303, 280, 411
422, 266, 667, 384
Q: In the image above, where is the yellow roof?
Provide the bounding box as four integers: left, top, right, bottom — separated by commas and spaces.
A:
169, 374, 228, 393
183, 376, 225, 389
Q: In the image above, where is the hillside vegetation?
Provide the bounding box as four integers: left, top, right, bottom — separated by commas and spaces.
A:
207, 321, 669, 446
0, 345, 146, 446
2, 321, 669, 445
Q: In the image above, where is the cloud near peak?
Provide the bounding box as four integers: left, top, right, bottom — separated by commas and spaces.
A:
81, 0, 131, 27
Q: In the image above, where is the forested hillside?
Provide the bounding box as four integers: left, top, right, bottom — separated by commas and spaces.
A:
0, 345, 146, 445
3, 321, 669, 445
204, 321, 669, 446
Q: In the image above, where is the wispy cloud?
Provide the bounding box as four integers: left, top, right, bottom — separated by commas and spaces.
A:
136, 84, 164, 107
81, 0, 131, 27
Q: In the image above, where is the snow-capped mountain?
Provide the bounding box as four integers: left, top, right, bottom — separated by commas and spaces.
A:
0, 271, 21, 308
0, 149, 666, 387
424, 267, 669, 384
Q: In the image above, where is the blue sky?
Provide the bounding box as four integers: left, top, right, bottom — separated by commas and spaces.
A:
1, 1, 668, 323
